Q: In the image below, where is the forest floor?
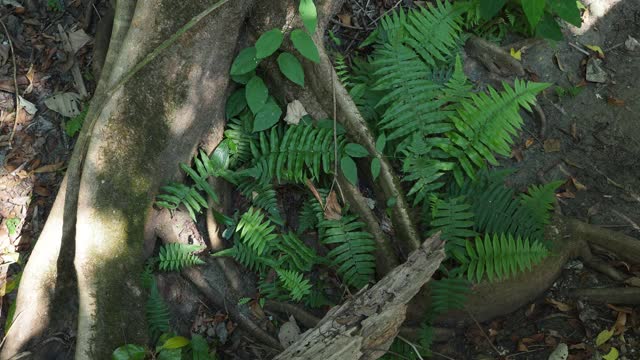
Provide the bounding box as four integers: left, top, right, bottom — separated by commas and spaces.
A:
0, 0, 639, 359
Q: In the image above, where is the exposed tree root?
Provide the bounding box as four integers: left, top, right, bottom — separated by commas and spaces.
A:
571, 288, 640, 304
432, 217, 640, 325
152, 208, 282, 351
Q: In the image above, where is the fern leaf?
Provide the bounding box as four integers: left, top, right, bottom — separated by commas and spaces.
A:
320, 214, 376, 288
276, 269, 312, 302
464, 233, 549, 283
147, 280, 171, 339
236, 207, 278, 255
141, 258, 156, 289
445, 79, 550, 181
247, 125, 341, 184
158, 243, 206, 272
236, 174, 283, 225
429, 277, 470, 315
213, 240, 279, 273
225, 111, 256, 167
517, 181, 562, 238
275, 232, 318, 273
428, 195, 477, 262
156, 182, 207, 220
452, 170, 559, 242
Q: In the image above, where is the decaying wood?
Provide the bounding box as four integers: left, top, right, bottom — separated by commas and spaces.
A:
274, 234, 445, 360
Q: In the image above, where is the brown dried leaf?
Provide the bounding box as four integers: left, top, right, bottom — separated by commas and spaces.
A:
624, 277, 640, 288
511, 148, 523, 162
546, 298, 573, 312
33, 161, 65, 173
612, 312, 627, 335
607, 97, 625, 106
525, 138, 535, 148
543, 139, 561, 153
337, 14, 352, 26
34, 186, 50, 197
305, 179, 324, 208
571, 177, 588, 191
324, 190, 342, 220
557, 191, 576, 199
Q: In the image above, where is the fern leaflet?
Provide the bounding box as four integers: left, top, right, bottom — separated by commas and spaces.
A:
320, 214, 376, 288
158, 243, 206, 272
428, 195, 477, 262
276, 269, 313, 302
463, 233, 549, 283
147, 280, 171, 339
236, 207, 278, 255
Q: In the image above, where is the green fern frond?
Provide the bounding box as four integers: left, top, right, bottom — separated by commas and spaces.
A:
225, 111, 256, 167
428, 195, 477, 261
275, 232, 318, 273
298, 198, 322, 234
247, 125, 342, 184
445, 79, 550, 182
147, 280, 171, 339
334, 53, 352, 88
463, 233, 549, 283
304, 287, 334, 309
180, 150, 219, 204
156, 182, 208, 220
141, 258, 156, 289
452, 171, 559, 242
429, 277, 470, 315
236, 174, 283, 225
276, 269, 313, 302
320, 214, 376, 288
403, 141, 455, 205
158, 243, 206, 272
213, 240, 280, 273
259, 278, 290, 301
517, 181, 563, 236
368, 2, 466, 66
236, 207, 278, 255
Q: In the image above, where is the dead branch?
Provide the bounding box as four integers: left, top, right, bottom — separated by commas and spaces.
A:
274, 234, 445, 360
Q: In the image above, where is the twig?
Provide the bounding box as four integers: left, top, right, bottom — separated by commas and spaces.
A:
368, 0, 403, 27
568, 42, 590, 56
0, 19, 19, 146
467, 309, 503, 356
398, 336, 425, 360
330, 18, 364, 30
612, 210, 640, 232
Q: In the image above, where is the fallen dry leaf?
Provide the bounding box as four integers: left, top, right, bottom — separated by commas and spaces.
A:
612, 312, 626, 335
24, 64, 35, 94
554, 53, 566, 72
607, 97, 625, 106
284, 99, 307, 125
544, 139, 561, 153
337, 13, 352, 26
324, 190, 342, 220
305, 179, 324, 208
33, 186, 50, 197
547, 298, 572, 312
511, 148, 523, 162
570, 122, 578, 141
33, 162, 65, 174
557, 191, 576, 199
524, 138, 535, 148
624, 277, 640, 287
569, 343, 587, 350
571, 177, 588, 191
44, 92, 82, 117
606, 304, 633, 314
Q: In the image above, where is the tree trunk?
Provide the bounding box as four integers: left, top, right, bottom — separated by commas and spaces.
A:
2, 1, 253, 358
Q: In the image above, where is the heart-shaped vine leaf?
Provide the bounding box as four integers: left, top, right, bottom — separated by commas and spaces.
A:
277, 52, 305, 86
256, 29, 284, 59
291, 29, 320, 63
